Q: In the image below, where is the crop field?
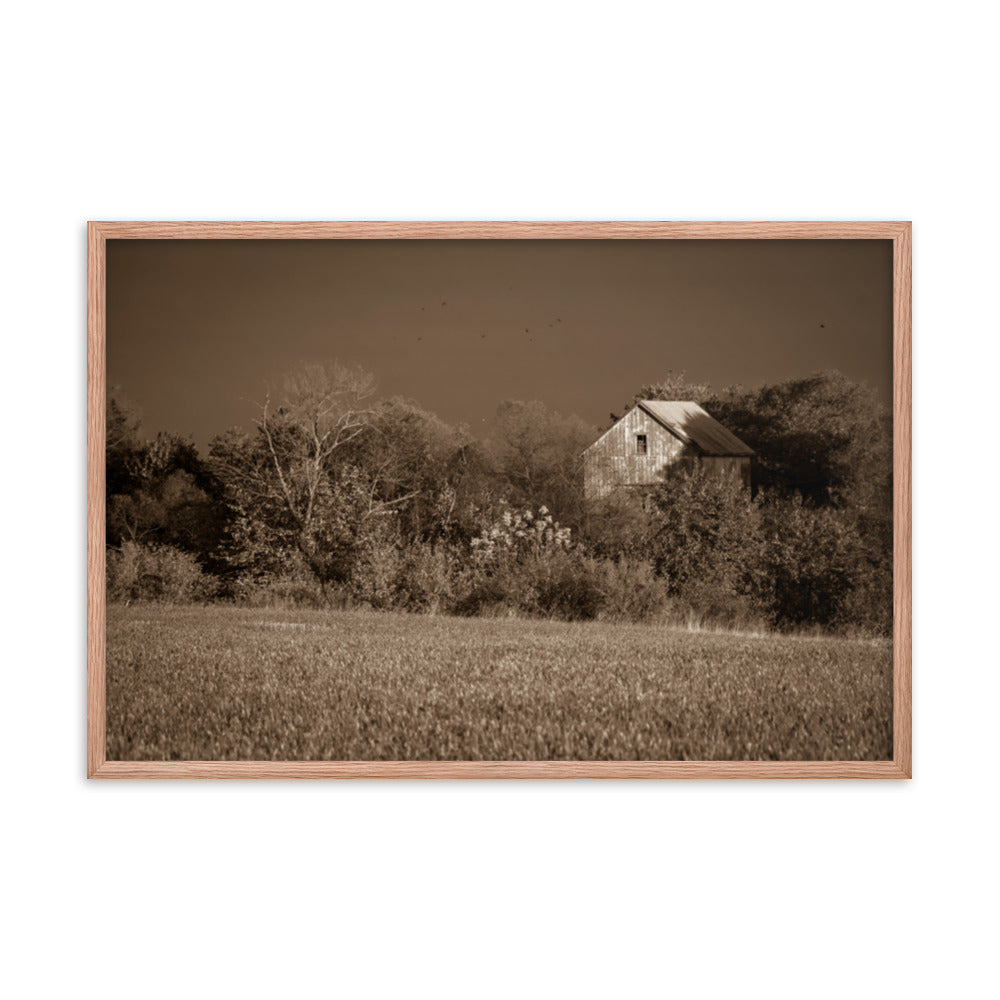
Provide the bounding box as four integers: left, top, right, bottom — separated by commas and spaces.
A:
106, 606, 893, 761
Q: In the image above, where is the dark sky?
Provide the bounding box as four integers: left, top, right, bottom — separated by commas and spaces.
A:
107, 239, 893, 449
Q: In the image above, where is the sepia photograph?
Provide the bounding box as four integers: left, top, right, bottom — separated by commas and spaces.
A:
88, 222, 910, 776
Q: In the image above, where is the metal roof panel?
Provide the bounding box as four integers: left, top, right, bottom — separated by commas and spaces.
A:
638, 400, 754, 456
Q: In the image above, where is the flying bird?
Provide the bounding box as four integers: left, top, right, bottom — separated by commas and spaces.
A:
441, 301, 447, 307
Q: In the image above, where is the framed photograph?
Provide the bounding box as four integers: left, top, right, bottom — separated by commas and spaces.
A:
87, 221, 911, 778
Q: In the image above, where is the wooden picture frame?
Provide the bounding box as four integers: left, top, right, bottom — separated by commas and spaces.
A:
88, 221, 911, 778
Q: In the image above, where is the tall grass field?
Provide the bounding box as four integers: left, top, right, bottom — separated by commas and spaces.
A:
106, 606, 892, 761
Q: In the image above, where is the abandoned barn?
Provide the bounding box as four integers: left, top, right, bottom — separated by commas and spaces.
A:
583, 400, 754, 500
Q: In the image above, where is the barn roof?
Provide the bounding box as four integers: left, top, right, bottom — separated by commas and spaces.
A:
638, 400, 754, 456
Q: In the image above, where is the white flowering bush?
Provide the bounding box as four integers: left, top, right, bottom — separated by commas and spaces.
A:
455, 502, 607, 619
469, 502, 572, 565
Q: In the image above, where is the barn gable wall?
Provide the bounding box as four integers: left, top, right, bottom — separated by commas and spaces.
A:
584, 407, 691, 499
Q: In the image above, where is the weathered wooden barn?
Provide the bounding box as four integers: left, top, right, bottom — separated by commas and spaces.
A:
583, 400, 754, 500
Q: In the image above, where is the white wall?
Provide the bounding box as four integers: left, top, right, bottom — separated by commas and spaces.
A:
3, 2, 995, 997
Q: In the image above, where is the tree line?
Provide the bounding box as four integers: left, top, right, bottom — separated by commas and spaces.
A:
106, 362, 892, 634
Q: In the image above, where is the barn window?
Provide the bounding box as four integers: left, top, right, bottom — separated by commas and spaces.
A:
636, 434, 648, 455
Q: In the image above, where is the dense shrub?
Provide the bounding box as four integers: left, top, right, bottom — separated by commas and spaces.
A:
229, 574, 330, 609
349, 536, 403, 609
594, 557, 670, 622
645, 469, 763, 598
453, 551, 603, 621
523, 550, 604, 620
394, 542, 459, 612
221, 548, 332, 609
833, 569, 893, 636
670, 580, 767, 633
451, 573, 516, 618
757, 497, 864, 629
107, 541, 215, 604
581, 492, 663, 562
582, 469, 890, 634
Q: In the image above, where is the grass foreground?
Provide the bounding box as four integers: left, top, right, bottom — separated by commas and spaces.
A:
106, 605, 893, 761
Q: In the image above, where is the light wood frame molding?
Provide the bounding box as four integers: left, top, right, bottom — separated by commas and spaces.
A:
87, 221, 912, 779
